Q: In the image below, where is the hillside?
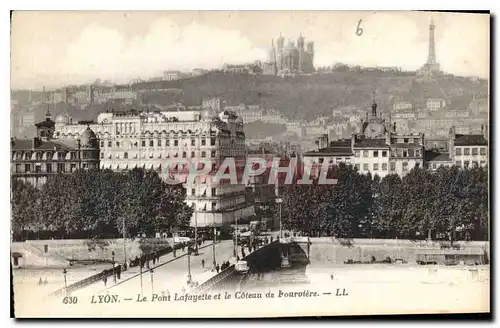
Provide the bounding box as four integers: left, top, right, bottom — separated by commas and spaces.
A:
133, 71, 488, 121
243, 121, 286, 140
11, 71, 488, 129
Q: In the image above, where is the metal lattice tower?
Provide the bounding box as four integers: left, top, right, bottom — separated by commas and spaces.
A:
427, 18, 437, 65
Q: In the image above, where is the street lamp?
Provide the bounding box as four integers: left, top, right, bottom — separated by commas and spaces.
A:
140, 257, 143, 295
122, 216, 127, 268
62, 268, 68, 297
276, 198, 283, 239
194, 211, 198, 254
172, 229, 177, 258
233, 212, 238, 258
212, 227, 217, 269
150, 269, 154, 295
187, 247, 192, 284
111, 251, 116, 283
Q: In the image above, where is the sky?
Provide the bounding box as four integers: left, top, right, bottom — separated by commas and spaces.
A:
11, 11, 490, 90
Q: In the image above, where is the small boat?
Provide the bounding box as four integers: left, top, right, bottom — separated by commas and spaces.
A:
235, 260, 250, 274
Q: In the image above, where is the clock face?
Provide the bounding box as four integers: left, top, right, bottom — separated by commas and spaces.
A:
365, 123, 384, 138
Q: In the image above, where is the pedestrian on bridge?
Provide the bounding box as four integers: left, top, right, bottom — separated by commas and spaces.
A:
102, 274, 107, 287
201, 259, 205, 268
216, 264, 220, 273
116, 265, 122, 280
152, 256, 156, 266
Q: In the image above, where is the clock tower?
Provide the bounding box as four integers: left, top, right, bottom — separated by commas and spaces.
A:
361, 99, 388, 139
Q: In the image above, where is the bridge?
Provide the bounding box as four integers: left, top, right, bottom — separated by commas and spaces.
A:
194, 236, 312, 293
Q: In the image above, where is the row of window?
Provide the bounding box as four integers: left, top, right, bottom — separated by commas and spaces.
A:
354, 162, 419, 172
317, 157, 349, 164
100, 150, 223, 160
394, 138, 420, 144
455, 160, 486, 168
100, 138, 218, 148
12, 152, 77, 161
426, 163, 450, 170
354, 149, 422, 158
455, 147, 487, 156
192, 199, 245, 212
191, 188, 217, 197
13, 163, 91, 173
355, 150, 388, 158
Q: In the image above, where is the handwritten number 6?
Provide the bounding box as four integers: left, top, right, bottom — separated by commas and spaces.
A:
356, 20, 363, 36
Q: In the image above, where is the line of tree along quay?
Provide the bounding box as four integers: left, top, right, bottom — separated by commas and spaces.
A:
10, 169, 193, 241
276, 163, 488, 241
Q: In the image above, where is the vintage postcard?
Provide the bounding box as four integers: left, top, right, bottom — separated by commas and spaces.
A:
10, 10, 490, 318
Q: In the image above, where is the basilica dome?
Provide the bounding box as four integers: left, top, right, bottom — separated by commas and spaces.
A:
80, 126, 98, 148
55, 113, 71, 125
200, 108, 217, 121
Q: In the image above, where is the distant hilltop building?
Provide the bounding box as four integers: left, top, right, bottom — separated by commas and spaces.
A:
418, 18, 442, 80
222, 62, 262, 75
163, 70, 183, 81
47, 85, 137, 106
263, 34, 315, 75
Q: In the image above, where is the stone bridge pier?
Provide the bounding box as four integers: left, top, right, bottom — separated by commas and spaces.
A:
278, 237, 311, 268
194, 237, 312, 293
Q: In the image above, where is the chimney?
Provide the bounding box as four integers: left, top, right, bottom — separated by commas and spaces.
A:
32, 137, 41, 149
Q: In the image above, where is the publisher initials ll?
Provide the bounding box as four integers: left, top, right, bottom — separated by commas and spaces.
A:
336, 288, 348, 297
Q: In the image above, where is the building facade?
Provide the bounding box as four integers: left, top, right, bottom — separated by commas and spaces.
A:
11, 114, 100, 188
53, 108, 255, 228
449, 126, 488, 169
303, 100, 424, 178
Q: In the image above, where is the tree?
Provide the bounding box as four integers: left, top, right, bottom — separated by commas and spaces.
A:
327, 164, 369, 238
372, 173, 403, 238
11, 178, 38, 240
399, 168, 435, 239
117, 169, 192, 237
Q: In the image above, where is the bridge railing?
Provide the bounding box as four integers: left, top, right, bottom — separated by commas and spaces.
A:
279, 236, 311, 244
49, 242, 186, 297
194, 264, 236, 294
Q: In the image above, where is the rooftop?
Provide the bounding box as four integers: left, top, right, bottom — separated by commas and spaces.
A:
11, 138, 78, 151
304, 140, 353, 156
353, 138, 388, 148
34, 118, 55, 128
424, 150, 452, 162
391, 143, 423, 149
454, 134, 488, 146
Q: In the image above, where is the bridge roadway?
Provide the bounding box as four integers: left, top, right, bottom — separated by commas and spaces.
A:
72, 240, 236, 298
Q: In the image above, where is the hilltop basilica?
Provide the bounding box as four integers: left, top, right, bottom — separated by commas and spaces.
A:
262, 34, 315, 75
